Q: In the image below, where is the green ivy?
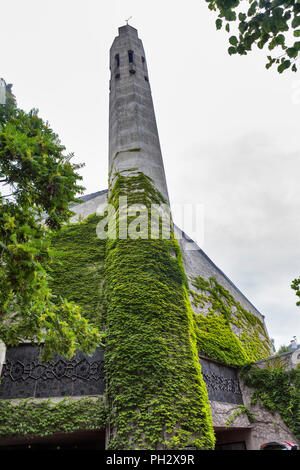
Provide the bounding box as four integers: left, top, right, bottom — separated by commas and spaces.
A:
0, 397, 107, 438
193, 310, 250, 366
48, 214, 106, 329
240, 365, 300, 440
104, 169, 215, 450
190, 276, 272, 366
27, 170, 275, 449
206, 0, 300, 73
225, 404, 255, 428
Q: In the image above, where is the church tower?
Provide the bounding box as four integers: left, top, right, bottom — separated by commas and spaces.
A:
0, 25, 291, 453
104, 24, 215, 450
108, 25, 169, 203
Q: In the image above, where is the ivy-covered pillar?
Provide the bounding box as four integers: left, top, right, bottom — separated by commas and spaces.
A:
103, 170, 215, 450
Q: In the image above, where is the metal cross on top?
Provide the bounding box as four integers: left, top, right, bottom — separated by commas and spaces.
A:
125, 16, 132, 25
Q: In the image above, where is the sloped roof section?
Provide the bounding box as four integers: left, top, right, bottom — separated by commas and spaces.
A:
73, 189, 108, 205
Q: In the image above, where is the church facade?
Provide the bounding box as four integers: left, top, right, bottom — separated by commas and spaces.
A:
0, 25, 299, 451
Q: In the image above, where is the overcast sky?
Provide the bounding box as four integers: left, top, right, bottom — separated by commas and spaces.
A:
1, 0, 299, 350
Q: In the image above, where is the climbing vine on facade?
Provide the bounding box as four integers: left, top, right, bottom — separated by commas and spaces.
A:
104, 169, 215, 450
48, 213, 106, 330
0, 397, 107, 439
240, 364, 300, 439
225, 405, 255, 428
190, 276, 272, 366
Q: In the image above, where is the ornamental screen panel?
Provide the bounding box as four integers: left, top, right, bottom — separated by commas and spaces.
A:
199, 357, 243, 404
0, 345, 105, 399
0, 346, 243, 403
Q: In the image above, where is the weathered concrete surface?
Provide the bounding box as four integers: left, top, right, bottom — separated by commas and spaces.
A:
70, 190, 108, 223
239, 380, 299, 450
175, 226, 267, 325
210, 401, 252, 429
108, 25, 169, 203
174, 225, 272, 355
210, 378, 299, 450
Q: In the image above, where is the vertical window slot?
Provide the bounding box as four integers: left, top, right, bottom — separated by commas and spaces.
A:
128, 50, 134, 63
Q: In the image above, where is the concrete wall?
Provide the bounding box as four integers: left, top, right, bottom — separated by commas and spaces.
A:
211, 387, 299, 450
176, 226, 266, 324
175, 226, 272, 353
240, 380, 299, 450
210, 350, 299, 451
70, 191, 108, 223
108, 25, 169, 203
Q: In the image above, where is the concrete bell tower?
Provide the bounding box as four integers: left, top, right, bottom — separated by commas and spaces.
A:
109, 25, 169, 203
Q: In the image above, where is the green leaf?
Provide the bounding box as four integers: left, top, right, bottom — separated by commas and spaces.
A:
239, 22, 248, 34
229, 35, 238, 45
268, 38, 277, 50
265, 56, 276, 69
248, 1, 258, 16
292, 16, 300, 28
225, 10, 237, 21
228, 46, 237, 55
277, 59, 291, 73
287, 47, 298, 58
276, 34, 285, 46
294, 40, 300, 50
294, 29, 300, 37
216, 19, 222, 30
226, 23, 230, 32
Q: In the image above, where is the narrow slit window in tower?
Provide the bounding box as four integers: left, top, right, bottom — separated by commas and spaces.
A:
141, 56, 145, 69
115, 54, 120, 68
128, 50, 134, 63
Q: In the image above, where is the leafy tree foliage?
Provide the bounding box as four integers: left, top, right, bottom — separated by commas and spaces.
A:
206, 0, 300, 72
0, 82, 101, 360
291, 276, 300, 306
277, 344, 291, 354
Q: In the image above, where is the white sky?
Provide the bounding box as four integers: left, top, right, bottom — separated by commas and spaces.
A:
1, 0, 299, 350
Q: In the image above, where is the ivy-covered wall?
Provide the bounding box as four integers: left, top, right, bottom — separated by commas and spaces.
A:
0, 171, 276, 448
240, 364, 300, 441
48, 214, 106, 329
104, 170, 215, 450
0, 397, 107, 439
190, 276, 272, 367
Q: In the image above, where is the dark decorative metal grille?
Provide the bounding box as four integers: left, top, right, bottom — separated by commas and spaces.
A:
199, 357, 243, 404
0, 345, 104, 399
0, 345, 243, 404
